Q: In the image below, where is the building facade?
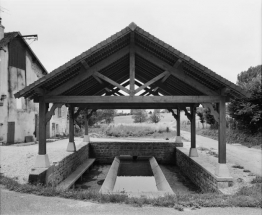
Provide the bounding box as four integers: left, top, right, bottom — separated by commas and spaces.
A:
0, 20, 68, 144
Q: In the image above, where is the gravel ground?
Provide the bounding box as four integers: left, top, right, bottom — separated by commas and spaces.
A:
0, 137, 84, 184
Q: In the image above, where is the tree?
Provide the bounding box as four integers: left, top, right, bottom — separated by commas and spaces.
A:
74, 109, 116, 127
132, 109, 148, 123
196, 107, 205, 128
228, 65, 262, 133
149, 109, 161, 123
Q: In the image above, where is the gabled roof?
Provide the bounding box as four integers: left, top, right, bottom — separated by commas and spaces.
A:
0, 32, 48, 75
14, 22, 249, 100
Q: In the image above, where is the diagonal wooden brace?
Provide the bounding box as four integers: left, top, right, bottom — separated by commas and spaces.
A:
45, 103, 63, 124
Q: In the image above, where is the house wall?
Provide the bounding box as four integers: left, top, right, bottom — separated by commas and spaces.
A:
0, 45, 9, 143
48, 105, 68, 137
0, 39, 67, 144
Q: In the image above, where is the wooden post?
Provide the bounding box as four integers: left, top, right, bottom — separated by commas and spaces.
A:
189, 105, 198, 157
34, 97, 50, 168
191, 105, 196, 148
39, 97, 47, 154
83, 109, 90, 142
219, 97, 226, 163
69, 106, 74, 143
130, 32, 135, 96
67, 105, 76, 152
215, 96, 231, 178
177, 108, 180, 136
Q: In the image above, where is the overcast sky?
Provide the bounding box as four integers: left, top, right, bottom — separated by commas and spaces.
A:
1, 0, 261, 84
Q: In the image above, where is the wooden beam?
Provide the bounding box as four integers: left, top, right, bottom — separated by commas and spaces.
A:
45, 96, 223, 104
134, 71, 169, 94
46, 46, 130, 96
45, 103, 63, 124
94, 72, 131, 95
136, 46, 219, 96
129, 32, 135, 96
70, 103, 193, 109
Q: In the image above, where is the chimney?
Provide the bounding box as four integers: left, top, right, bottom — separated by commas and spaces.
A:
0, 17, 4, 40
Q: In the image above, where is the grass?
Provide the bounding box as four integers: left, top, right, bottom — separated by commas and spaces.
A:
1, 175, 261, 209
104, 124, 176, 139
181, 124, 262, 148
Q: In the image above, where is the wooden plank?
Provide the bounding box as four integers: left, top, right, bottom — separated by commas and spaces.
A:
45, 95, 223, 103
134, 71, 169, 94
94, 72, 131, 95
136, 46, 219, 96
57, 159, 96, 190
190, 106, 196, 148
46, 46, 130, 96
219, 96, 226, 163
129, 32, 135, 96
39, 97, 47, 155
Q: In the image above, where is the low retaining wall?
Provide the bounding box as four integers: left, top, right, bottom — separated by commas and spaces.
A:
175, 147, 233, 192
29, 143, 90, 186
90, 141, 182, 164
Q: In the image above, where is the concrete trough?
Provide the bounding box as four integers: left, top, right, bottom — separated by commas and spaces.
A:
99, 156, 174, 197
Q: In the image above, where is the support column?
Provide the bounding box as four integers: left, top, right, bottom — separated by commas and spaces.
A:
83, 110, 90, 143
189, 105, 198, 157
67, 105, 76, 152
34, 97, 50, 168
174, 108, 183, 144
215, 96, 231, 177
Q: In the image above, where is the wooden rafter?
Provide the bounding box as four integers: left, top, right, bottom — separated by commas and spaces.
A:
136, 47, 219, 96
94, 72, 131, 95
46, 46, 130, 96
134, 71, 169, 94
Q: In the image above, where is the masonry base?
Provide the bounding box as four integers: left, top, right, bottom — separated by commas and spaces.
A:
215, 163, 232, 178
35, 154, 50, 168
189, 148, 198, 157
174, 136, 183, 145
66, 142, 76, 152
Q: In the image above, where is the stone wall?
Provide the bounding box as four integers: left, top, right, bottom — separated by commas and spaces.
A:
45, 143, 89, 186
175, 147, 233, 192
89, 141, 182, 164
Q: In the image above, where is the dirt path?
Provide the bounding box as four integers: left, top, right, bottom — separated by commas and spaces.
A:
1, 188, 261, 215
181, 130, 262, 176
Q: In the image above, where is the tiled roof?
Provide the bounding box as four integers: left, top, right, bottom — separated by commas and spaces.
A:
14, 22, 250, 100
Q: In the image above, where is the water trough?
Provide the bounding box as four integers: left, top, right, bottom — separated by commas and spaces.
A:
99, 156, 174, 197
